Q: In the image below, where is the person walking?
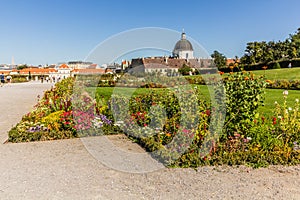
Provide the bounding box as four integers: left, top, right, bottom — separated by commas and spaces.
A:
6, 75, 12, 86
0, 73, 5, 87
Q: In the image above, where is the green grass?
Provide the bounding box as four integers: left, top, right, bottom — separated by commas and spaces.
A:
90, 86, 299, 118
250, 68, 300, 80
87, 85, 212, 104
87, 67, 300, 117
259, 88, 300, 117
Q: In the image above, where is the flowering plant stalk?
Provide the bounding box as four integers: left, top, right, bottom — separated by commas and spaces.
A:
274, 90, 300, 148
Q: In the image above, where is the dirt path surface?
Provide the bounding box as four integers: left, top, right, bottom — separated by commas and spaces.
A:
1, 82, 300, 200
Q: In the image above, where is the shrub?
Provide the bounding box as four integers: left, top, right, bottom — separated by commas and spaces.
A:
266, 79, 300, 89
273, 62, 281, 69
220, 71, 267, 139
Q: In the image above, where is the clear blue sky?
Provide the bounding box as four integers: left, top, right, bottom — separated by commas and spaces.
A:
0, 0, 299, 65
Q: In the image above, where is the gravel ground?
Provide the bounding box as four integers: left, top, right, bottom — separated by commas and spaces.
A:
0, 82, 300, 200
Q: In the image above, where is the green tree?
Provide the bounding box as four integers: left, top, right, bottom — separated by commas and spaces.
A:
273, 62, 281, 69
290, 28, 300, 58
17, 64, 28, 70
178, 64, 192, 75
211, 50, 227, 70
241, 28, 300, 66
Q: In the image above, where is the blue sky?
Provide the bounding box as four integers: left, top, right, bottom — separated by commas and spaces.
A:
0, 0, 299, 65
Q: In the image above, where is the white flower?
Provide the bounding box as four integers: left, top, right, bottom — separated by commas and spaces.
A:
247, 137, 252, 141
114, 121, 124, 127
274, 101, 278, 104
283, 90, 289, 95
296, 99, 299, 103
288, 107, 292, 111
278, 116, 282, 119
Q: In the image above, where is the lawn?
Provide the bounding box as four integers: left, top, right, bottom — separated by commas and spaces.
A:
89, 85, 299, 118
259, 88, 300, 117
250, 67, 300, 80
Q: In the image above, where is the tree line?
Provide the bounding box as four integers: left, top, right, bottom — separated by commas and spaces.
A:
211, 28, 300, 70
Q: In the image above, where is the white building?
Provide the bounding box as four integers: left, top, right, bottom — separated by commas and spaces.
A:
172, 32, 194, 59
49, 64, 72, 81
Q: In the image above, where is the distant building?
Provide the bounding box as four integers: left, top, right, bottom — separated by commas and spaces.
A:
226, 58, 240, 67
172, 32, 194, 59
0, 70, 11, 75
127, 31, 214, 76
67, 61, 93, 69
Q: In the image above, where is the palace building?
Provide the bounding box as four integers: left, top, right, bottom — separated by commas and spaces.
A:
128, 31, 214, 75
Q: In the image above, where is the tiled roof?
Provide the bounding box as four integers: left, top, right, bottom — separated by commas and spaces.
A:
59, 64, 70, 69
226, 58, 239, 66
0, 70, 11, 75
12, 68, 57, 74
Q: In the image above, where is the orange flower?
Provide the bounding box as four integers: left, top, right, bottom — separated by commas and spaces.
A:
244, 77, 249, 80
166, 133, 171, 137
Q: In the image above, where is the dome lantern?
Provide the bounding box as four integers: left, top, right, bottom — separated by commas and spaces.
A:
172, 31, 194, 59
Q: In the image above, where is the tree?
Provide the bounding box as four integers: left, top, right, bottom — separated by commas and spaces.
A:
240, 28, 300, 66
273, 62, 281, 69
17, 64, 28, 70
178, 64, 192, 75
211, 50, 227, 70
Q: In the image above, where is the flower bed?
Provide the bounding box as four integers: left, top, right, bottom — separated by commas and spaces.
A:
8, 74, 300, 168
8, 78, 120, 142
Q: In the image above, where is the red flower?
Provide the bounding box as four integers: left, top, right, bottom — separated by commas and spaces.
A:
205, 110, 211, 116
272, 117, 277, 125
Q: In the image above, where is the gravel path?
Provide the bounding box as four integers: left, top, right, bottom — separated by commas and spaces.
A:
0, 82, 300, 200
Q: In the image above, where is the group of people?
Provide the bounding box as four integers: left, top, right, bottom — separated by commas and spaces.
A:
40, 76, 60, 83
0, 73, 12, 87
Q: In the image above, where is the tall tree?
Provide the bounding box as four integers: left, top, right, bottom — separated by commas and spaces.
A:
211, 50, 227, 70
240, 27, 300, 66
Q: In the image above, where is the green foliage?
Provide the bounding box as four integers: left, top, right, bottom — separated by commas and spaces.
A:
240, 28, 300, 66
221, 72, 267, 138
109, 88, 210, 166
10, 75, 28, 83
273, 62, 281, 69
273, 92, 300, 146
266, 79, 300, 90
178, 64, 192, 75
17, 64, 28, 70
211, 50, 227, 70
